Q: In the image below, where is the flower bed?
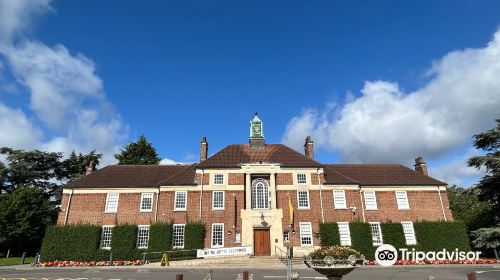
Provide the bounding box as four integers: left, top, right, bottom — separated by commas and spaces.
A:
309, 246, 362, 260
31, 260, 146, 267
364, 259, 500, 265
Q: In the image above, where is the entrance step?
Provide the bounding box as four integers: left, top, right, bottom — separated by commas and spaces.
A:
158, 255, 306, 268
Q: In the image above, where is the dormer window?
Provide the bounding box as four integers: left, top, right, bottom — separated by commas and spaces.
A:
214, 174, 224, 185
297, 173, 307, 184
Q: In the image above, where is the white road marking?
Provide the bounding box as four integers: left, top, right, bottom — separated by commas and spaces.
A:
476, 270, 500, 274
263, 276, 326, 279
236, 273, 253, 280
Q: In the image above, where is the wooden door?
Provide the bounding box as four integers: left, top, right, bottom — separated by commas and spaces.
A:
253, 228, 271, 256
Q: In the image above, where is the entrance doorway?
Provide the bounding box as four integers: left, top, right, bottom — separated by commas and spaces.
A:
253, 228, 271, 256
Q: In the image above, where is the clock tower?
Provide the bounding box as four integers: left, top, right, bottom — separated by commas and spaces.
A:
249, 112, 265, 150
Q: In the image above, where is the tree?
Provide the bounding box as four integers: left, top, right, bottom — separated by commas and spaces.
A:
471, 227, 500, 259
0, 148, 62, 195
114, 135, 161, 165
447, 185, 495, 231
0, 187, 53, 256
468, 119, 500, 222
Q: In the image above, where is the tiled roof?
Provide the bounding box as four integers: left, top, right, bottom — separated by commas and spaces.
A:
196, 144, 322, 168
324, 164, 446, 186
159, 164, 198, 186
68, 165, 192, 188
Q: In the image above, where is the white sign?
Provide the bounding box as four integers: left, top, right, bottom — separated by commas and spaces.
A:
197, 246, 252, 258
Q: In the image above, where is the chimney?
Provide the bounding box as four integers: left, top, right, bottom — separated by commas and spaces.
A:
200, 136, 208, 162
414, 156, 428, 176
85, 161, 95, 175
304, 136, 314, 159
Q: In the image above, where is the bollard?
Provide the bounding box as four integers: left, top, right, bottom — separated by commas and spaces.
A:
467, 272, 477, 280
35, 253, 40, 264
20, 252, 26, 265
175, 274, 183, 280
243, 270, 249, 280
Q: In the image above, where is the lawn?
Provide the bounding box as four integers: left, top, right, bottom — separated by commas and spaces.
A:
0, 257, 35, 266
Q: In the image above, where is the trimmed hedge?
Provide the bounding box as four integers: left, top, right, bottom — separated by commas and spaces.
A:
318, 221, 471, 260
148, 223, 173, 252
414, 221, 470, 252
349, 222, 375, 259
319, 223, 340, 246
111, 225, 142, 260
40, 222, 206, 262
184, 223, 205, 250
380, 222, 407, 251
40, 225, 107, 262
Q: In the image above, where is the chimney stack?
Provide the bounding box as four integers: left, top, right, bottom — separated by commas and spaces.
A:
304, 136, 314, 160
200, 136, 208, 162
414, 156, 428, 176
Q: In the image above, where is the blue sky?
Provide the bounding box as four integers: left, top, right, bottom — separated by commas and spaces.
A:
0, 0, 499, 187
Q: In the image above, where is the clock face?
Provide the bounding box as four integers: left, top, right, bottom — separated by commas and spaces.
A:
252, 124, 261, 134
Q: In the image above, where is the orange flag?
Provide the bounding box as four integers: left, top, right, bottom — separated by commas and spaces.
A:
288, 195, 294, 228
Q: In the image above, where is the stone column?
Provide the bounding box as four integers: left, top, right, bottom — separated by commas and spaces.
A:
270, 172, 276, 209
245, 173, 252, 209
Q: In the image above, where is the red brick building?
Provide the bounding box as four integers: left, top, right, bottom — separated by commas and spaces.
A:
58, 114, 452, 256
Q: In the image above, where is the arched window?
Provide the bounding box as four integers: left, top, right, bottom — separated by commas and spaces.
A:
252, 178, 270, 209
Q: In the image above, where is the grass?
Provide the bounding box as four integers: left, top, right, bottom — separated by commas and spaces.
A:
0, 257, 35, 266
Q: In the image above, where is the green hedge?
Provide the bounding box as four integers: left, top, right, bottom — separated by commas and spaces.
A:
319, 223, 340, 246
380, 222, 407, 251
40, 225, 107, 262
349, 222, 375, 259
414, 221, 470, 252
148, 223, 173, 252
111, 225, 142, 260
184, 223, 205, 250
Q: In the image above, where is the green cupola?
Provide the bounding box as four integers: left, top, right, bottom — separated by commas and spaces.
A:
249, 112, 265, 150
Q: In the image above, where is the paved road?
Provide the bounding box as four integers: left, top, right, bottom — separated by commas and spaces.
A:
0, 266, 499, 280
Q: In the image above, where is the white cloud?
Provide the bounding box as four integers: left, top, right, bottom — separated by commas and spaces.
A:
160, 158, 183, 165
0, 0, 127, 166
430, 149, 486, 187
283, 30, 500, 167
0, 102, 42, 149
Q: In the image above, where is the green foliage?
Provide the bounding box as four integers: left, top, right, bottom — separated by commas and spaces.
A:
319, 223, 340, 246
471, 227, 500, 259
414, 221, 471, 252
148, 223, 173, 252
467, 119, 500, 223
0, 187, 53, 255
380, 222, 407, 251
448, 186, 495, 231
110, 225, 142, 260
39, 225, 106, 262
184, 223, 205, 250
348, 222, 375, 259
114, 135, 161, 165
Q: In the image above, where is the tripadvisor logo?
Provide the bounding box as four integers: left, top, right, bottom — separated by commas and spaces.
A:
374, 244, 482, 267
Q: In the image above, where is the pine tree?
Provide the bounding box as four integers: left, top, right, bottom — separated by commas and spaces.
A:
114, 135, 161, 165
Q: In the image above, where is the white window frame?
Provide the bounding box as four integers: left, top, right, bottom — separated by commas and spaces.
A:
299, 222, 313, 247
297, 190, 310, 209
296, 173, 307, 184
364, 191, 378, 210
212, 191, 225, 210
396, 191, 410, 209
104, 193, 119, 213
174, 191, 187, 211
251, 178, 270, 209
283, 231, 289, 242
136, 225, 150, 249
333, 190, 347, 209
401, 221, 417, 245
369, 222, 383, 245
211, 223, 224, 248
337, 222, 352, 246
100, 225, 114, 249
213, 174, 224, 185
172, 224, 186, 249
139, 193, 154, 212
